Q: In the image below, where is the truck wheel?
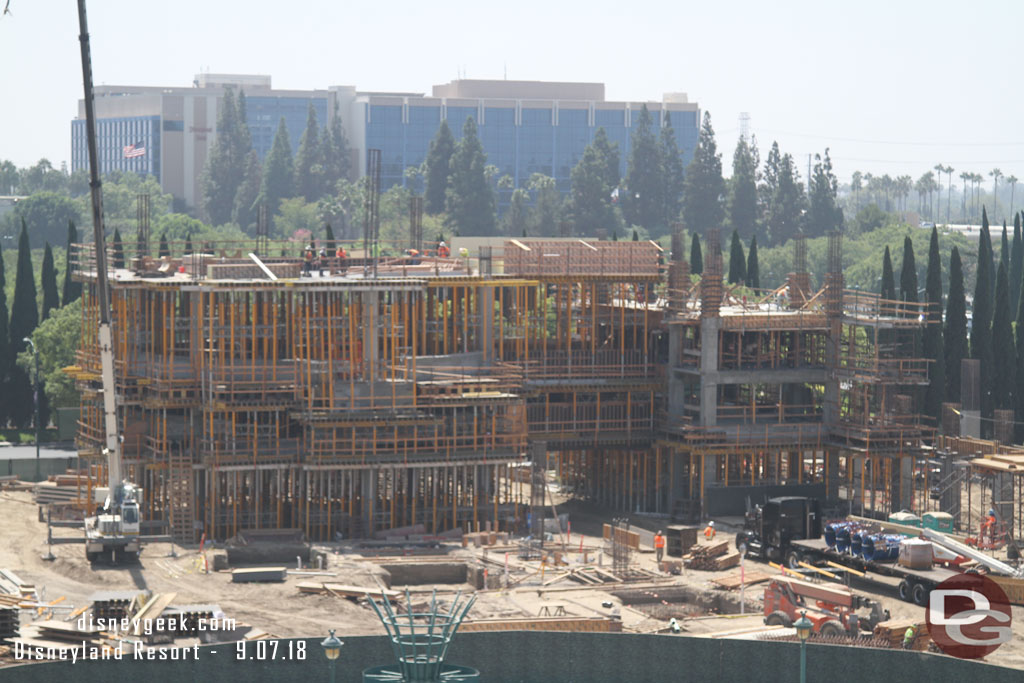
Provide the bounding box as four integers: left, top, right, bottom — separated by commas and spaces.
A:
819, 620, 844, 637
785, 549, 802, 569
765, 610, 792, 628
898, 579, 912, 602
86, 552, 97, 563
912, 583, 929, 606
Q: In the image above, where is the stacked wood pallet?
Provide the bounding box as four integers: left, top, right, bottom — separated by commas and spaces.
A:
684, 541, 737, 570
873, 619, 930, 650
0, 607, 17, 642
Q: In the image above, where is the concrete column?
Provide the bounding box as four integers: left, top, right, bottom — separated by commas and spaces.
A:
362, 291, 377, 380
825, 448, 841, 501
699, 318, 720, 427
478, 287, 494, 364
898, 456, 913, 513
361, 468, 377, 536
994, 473, 1014, 534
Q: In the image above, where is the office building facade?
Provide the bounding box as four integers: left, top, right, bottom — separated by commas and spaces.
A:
73, 76, 698, 212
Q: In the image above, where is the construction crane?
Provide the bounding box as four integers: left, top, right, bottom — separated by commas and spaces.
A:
76, 0, 141, 564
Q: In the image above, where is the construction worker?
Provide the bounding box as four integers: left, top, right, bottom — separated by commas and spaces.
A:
318, 247, 327, 276
405, 248, 421, 265
981, 508, 998, 545
704, 520, 716, 541
302, 245, 314, 276
903, 624, 916, 649
335, 245, 347, 273
654, 530, 666, 563
438, 240, 450, 258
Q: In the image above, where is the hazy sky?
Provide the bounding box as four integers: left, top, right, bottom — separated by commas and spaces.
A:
2, 0, 1022, 185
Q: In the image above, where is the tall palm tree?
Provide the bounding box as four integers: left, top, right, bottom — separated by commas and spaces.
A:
934, 164, 945, 219
1008, 175, 1019, 217
960, 171, 970, 221
943, 165, 954, 224
991, 168, 1004, 219
851, 171, 863, 213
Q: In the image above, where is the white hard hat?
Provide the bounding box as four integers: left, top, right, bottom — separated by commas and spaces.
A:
439, 240, 446, 246
709, 521, 715, 527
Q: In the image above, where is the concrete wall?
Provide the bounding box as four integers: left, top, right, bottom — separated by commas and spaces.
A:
0, 456, 79, 482
2, 632, 1018, 683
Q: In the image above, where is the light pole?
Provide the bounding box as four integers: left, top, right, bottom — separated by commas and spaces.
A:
23, 338, 40, 481
794, 610, 812, 683
321, 629, 343, 683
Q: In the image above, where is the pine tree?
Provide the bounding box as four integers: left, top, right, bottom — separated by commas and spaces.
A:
159, 233, 170, 258
807, 149, 843, 237
681, 111, 725, 236
0, 239, 9, 426
727, 229, 746, 284
424, 120, 455, 215
767, 153, 806, 246
445, 117, 496, 236
262, 118, 295, 224
992, 262, 1016, 410
972, 222, 994, 422
8, 221, 38, 428
570, 128, 618, 235
923, 226, 945, 422
62, 220, 81, 306
200, 89, 251, 225
758, 141, 781, 242
946, 247, 967, 405
624, 105, 664, 231
40, 243, 59, 322
293, 102, 323, 202
660, 113, 685, 227
880, 246, 896, 300
112, 228, 125, 269
728, 136, 758, 241
1011, 213, 1023, 315
322, 94, 352, 190
690, 232, 703, 275
592, 127, 621, 190
232, 150, 262, 233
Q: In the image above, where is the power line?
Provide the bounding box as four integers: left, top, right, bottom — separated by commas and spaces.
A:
755, 127, 1024, 147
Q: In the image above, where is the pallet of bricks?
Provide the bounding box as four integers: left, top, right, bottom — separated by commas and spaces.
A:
683, 541, 741, 570
873, 619, 930, 650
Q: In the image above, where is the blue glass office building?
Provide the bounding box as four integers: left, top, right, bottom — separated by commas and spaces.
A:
71, 115, 162, 181
357, 81, 700, 203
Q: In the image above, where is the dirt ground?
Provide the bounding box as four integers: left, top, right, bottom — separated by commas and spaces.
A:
3, 489, 1024, 673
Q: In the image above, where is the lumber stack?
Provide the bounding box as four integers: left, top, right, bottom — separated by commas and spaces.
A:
684, 541, 730, 570
296, 582, 399, 600
873, 619, 930, 650
0, 607, 18, 642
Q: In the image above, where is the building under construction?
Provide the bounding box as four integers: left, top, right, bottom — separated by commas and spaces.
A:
70, 229, 946, 544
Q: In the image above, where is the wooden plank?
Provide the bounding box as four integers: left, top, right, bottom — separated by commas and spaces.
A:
295, 582, 399, 599
712, 570, 773, 590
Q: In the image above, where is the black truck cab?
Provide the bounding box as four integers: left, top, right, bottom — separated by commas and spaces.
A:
736, 496, 822, 563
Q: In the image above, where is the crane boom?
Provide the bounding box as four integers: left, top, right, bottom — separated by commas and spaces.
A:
76, 0, 121, 494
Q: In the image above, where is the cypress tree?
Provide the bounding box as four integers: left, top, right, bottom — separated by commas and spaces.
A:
1015, 244, 1024, 440
746, 235, 760, 290
159, 233, 170, 258
992, 262, 1015, 410
972, 221, 994, 423
923, 227, 945, 422
899, 236, 917, 304
0, 240, 9, 426
424, 120, 455, 215
690, 233, 703, 275
1001, 221, 1010, 275
184, 235, 193, 255
40, 243, 59, 322
1012, 213, 1023, 314
632, 228, 639, 241
8, 221, 39, 428
946, 247, 967, 405
325, 223, 336, 252
981, 207, 994, 308
880, 246, 896, 300
112, 228, 125, 269
62, 220, 81, 306
728, 229, 746, 284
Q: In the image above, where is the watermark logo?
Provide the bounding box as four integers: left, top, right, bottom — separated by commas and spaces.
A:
927, 573, 1012, 659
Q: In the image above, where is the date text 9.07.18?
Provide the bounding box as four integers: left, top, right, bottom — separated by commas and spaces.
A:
236, 640, 307, 660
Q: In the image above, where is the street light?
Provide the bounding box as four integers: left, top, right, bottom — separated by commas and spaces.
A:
794, 610, 812, 683
321, 629, 343, 683
23, 338, 40, 482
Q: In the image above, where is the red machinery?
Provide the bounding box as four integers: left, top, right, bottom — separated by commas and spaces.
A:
763, 576, 889, 636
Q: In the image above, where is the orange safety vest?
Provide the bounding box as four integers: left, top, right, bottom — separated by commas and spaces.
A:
704, 525, 715, 538
654, 534, 665, 549
438, 245, 450, 258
